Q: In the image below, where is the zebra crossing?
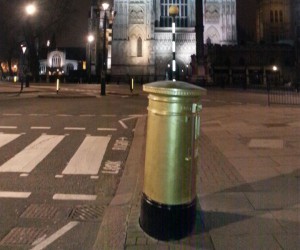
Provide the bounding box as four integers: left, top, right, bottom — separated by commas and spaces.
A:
0, 131, 130, 200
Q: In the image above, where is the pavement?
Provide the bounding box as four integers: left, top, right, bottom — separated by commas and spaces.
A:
0, 81, 138, 98
1, 81, 300, 249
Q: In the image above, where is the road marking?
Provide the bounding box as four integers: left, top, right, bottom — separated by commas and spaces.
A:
2, 113, 22, 116
0, 134, 21, 148
0, 191, 31, 198
0, 126, 17, 129
30, 222, 79, 250
79, 114, 96, 117
64, 127, 86, 131
0, 135, 65, 173
112, 137, 129, 151
55, 175, 64, 178
102, 161, 122, 174
57, 114, 73, 117
97, 128, 117, 131
118, 120, 128, 129
118, 115, 144, 129
30, 126, 51, 130
52, 194, 97, 201
20, 173, 29, 177
90, 176, 99, 179
29, 114, 49, 116
102, 114, 116, 117
62, 135, 110, 175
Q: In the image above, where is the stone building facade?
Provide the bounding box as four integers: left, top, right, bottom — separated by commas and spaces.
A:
256, 0, 292, 43
88, 0, 237, 80
203, 0, 237, 45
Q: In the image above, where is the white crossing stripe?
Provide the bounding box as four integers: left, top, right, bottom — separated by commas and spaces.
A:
0, 126, 17, 129
0, 135, 65, 173
52, 194, 97, 201
0, 191, 31, 198
62, 135, 110, 175
0, 134, 21, 148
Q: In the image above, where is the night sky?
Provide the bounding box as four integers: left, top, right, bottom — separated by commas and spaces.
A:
56, 0, 257, 48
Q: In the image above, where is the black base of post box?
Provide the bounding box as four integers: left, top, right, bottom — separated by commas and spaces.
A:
139, 193, 196, 241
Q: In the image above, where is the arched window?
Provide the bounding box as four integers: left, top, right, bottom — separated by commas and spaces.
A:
52, 54, 61, 67
137, 37, 142, 57
270, 11, 274, 23
279, 10, 283, 23
275, 11, 278, 23
66, 64, 74, 74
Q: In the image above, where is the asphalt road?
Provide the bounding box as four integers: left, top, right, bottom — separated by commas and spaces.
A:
0, 94, 148, 250
0, 83, 271, 249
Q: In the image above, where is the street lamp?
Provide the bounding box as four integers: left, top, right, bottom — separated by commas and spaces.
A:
169, 5, 179, 82
87, 34, 95, 83
25, 3, 36, 16
101, 2, 109, 95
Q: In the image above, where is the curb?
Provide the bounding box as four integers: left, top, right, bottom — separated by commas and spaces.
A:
37, 94, 97, 99
93, 116, 146, 249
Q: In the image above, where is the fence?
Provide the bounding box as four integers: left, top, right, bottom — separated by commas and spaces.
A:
268, 84, 300, 106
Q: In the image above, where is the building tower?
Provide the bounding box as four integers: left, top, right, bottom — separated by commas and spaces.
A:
256, 0, 292, 43
203, 0, 237, 45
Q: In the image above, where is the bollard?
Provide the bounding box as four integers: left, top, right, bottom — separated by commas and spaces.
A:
130, 77, 134, 93
140, 81, 206, 240
56, 78, 60, 94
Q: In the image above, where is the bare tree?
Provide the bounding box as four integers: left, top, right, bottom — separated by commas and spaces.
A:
0, 0, 77, 80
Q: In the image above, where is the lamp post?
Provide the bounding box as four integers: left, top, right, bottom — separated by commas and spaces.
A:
20, 43, 27, 92
195, 0, 205, 83
101, 2, 109, 95
24, 3, 37, 85
169, 5, 179, 82
87, 34, 95, 83
46, 40, 50, 83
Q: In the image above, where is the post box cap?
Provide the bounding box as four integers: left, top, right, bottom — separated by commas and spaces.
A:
143, 81, 206, 97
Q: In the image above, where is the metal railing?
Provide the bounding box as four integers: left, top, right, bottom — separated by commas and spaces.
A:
268, 84, 300, 106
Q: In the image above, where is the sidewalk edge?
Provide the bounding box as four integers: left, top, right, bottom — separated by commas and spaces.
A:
93, 116, 146, 250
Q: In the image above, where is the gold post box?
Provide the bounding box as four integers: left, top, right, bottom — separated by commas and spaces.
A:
140, 81, 206, 240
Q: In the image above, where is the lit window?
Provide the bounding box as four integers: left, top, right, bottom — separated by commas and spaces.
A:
160, 0, 188, 28
137, 37, 142, 57
52, 54, 61, 67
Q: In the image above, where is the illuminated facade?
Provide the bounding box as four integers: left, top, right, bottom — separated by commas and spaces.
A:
39, 50, 79, 75
111, 0, 196, 79
88, 0, 237, 79
203, 0, 237, 45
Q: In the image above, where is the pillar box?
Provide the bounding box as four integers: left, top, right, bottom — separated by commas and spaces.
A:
140, 81, 206, 240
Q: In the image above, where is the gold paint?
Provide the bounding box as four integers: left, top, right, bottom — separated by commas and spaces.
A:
143, 81, 206, 205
